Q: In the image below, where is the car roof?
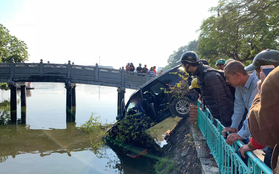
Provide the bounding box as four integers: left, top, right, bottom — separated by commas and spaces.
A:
126, 65, 183, 108
128, 65, 181, 102
139, 65, 181, 88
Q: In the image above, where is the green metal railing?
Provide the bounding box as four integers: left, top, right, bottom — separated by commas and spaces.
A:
197, 101, 272, 174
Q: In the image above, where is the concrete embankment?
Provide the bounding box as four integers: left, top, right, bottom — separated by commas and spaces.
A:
154, 117, 201, 174
153, 117, 218, 174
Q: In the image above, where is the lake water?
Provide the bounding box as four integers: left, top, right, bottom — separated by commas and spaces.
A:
0, 83, 159, 174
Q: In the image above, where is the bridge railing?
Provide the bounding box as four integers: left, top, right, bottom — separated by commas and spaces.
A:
197, 101, 272, 174
0, 60, 154, 89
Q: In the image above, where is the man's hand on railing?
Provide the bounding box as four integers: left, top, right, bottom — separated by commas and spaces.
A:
238, 144, 253, 158
226, 133, 243, 145
222, 127, 238, 138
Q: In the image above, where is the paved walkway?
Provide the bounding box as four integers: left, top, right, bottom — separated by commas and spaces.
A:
191, 125, 219, 174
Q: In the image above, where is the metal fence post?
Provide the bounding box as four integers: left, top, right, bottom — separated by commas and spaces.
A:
39, 59, 43, 77
9, 58, 15, 81
218, 128, 222, 173
67, 60, 71, 79
121, 66, 125, 87
95, 63, 99, 81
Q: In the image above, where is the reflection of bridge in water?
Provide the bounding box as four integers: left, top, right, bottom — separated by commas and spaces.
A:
0, 59, 153, 124
0, 123, 94, 162
0, 122, 156, 174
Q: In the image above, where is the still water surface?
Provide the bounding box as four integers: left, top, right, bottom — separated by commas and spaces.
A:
0, 83, 157, 174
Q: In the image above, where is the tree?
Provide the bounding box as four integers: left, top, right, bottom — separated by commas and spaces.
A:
0, 24, 29, 63
164, 40, 198, 70
198, 0, 279, 66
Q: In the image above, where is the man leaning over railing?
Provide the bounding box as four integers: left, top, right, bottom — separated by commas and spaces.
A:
177, 51, 234, 127
221, 61, 259, 162
238, 50, 279, 171
244, 65, 279, 174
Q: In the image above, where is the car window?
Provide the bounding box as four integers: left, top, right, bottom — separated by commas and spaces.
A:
158, 73, 179, 85
126, 100, 135, 113
150, 82, 166, 95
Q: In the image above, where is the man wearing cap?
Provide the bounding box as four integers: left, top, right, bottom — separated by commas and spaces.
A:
245, 49, 279, 79
237, 49, 279, 169
242, 66, 279, 173
177, 51, 234, 127
216, 59, 226, 70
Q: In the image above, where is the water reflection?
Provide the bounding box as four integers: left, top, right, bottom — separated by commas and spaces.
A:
0, 123, 124, 173
113, 153, 155, 174
107, 142, 156, 174
0, 121, 156, 174
0, 123, 91, 160
0, 83, 161, 174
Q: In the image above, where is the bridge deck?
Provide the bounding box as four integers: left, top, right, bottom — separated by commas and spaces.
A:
0, 61, 153, 89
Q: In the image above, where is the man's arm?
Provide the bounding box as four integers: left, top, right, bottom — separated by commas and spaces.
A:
222, 88, 245, 137
237, 119, 250, 139
237, 80, 258, 139
204, 72, 233, 124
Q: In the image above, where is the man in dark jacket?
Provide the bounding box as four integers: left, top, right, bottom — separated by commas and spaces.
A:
177, 51, 234, 126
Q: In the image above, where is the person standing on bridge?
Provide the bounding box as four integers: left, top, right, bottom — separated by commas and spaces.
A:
177, 51, 234, 127
130, 63, 135, 72
136, 63, 143, 73
149, 67, 155, 76
126, 63, 131, 72
142, 65, 148, 74
153, 66, 157, 75
221, 61, 259, 147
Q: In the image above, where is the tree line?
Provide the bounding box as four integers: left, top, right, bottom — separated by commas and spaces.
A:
0, 24, 28, 63
0, 24, 29, 89
165, 0, 279, 69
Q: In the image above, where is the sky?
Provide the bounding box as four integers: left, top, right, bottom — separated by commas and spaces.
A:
0, 0, 218, 69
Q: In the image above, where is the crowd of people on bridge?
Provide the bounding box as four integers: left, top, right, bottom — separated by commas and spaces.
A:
178, 50, 279, 173
125, 63, 163, 76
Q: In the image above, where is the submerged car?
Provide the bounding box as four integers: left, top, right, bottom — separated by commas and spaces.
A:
116, 65, 196, 123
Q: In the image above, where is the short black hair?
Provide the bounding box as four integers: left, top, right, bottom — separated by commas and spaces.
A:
224, 61, 247, 75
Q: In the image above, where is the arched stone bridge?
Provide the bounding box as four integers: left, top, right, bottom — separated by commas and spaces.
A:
0, 59, 154, 124
0, 59, 152, 90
